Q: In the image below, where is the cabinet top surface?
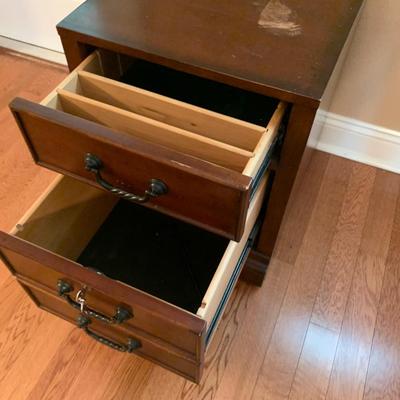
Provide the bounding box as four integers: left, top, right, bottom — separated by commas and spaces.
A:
58, 0, 364, 105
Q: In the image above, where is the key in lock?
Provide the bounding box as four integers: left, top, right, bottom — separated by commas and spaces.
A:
75, 287, 88, 313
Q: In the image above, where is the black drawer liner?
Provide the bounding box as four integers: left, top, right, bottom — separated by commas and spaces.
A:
78, 199, 229, 313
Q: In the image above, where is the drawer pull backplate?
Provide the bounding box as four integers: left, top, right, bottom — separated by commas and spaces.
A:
57, 279, 132, 324
84, 153, 168, 203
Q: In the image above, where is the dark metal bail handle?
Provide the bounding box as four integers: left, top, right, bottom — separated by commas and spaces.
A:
57, 280, 132, 325
84, 153, 168, 203
77, 315, 141, 353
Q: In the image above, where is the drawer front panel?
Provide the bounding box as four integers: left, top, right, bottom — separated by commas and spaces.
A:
23, 283, 202, 382
0, 236, 205, 356
11, 98, 251, 241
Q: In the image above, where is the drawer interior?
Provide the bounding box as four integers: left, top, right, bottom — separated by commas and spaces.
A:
119, 59, 277, 128
12, 175, 266, 325
42, 51, 285, 175
76, 197, 228, 313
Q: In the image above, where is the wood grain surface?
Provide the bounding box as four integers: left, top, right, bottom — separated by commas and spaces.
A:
1, 48, 400, 399
57, 0, 364, 104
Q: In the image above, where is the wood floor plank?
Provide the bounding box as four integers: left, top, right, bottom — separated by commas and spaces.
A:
290, 164, 375, 399
128, 367, 184, 400
289, 323, 339, 400
26, 329, 99, 400
288, 164, 376, 400
0, 297, 72, 400
178, 284, 252, 400
135, 282, 253, 400
26, 315, 155, 400
362, 186, 400, 400
0, 49, 66, 229
214, 152, 331, 400
251, 156, 353, 400
120, 284, 249, 400
326, 170, 400, 400
274, 151, 330, 265
0, 51, 66, 285
214, 259, 294, 400
61, 339, 152, 400
312, 163, 376, 331
0, 50, 66, 283
0, 277, 26, 326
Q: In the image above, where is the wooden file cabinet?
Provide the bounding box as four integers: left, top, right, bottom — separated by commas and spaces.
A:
0, 0, 364, 382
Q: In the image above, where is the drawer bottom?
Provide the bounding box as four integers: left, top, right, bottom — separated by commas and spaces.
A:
76, 199, 229, 314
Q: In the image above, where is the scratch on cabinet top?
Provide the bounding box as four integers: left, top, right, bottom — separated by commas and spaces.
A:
258, 0, 302, 36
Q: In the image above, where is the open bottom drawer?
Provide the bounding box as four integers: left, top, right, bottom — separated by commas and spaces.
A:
0, 174, 268, 382
10, 51, 285, 241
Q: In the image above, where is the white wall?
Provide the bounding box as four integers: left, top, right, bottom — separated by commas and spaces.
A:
315, 0, 400, 174
329, 0, 400, 132
0, 0, 84, 52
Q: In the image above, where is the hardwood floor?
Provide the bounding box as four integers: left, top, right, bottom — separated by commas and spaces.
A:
1, 48, 400, 400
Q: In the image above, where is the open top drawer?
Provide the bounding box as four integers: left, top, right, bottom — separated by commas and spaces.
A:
10, 51, 286, 241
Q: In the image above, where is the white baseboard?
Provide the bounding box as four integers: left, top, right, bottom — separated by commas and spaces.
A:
314, 112, 400, 174
0, 35, 67, 65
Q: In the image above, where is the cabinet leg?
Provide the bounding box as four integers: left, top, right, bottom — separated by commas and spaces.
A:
240, 250, 270, 286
